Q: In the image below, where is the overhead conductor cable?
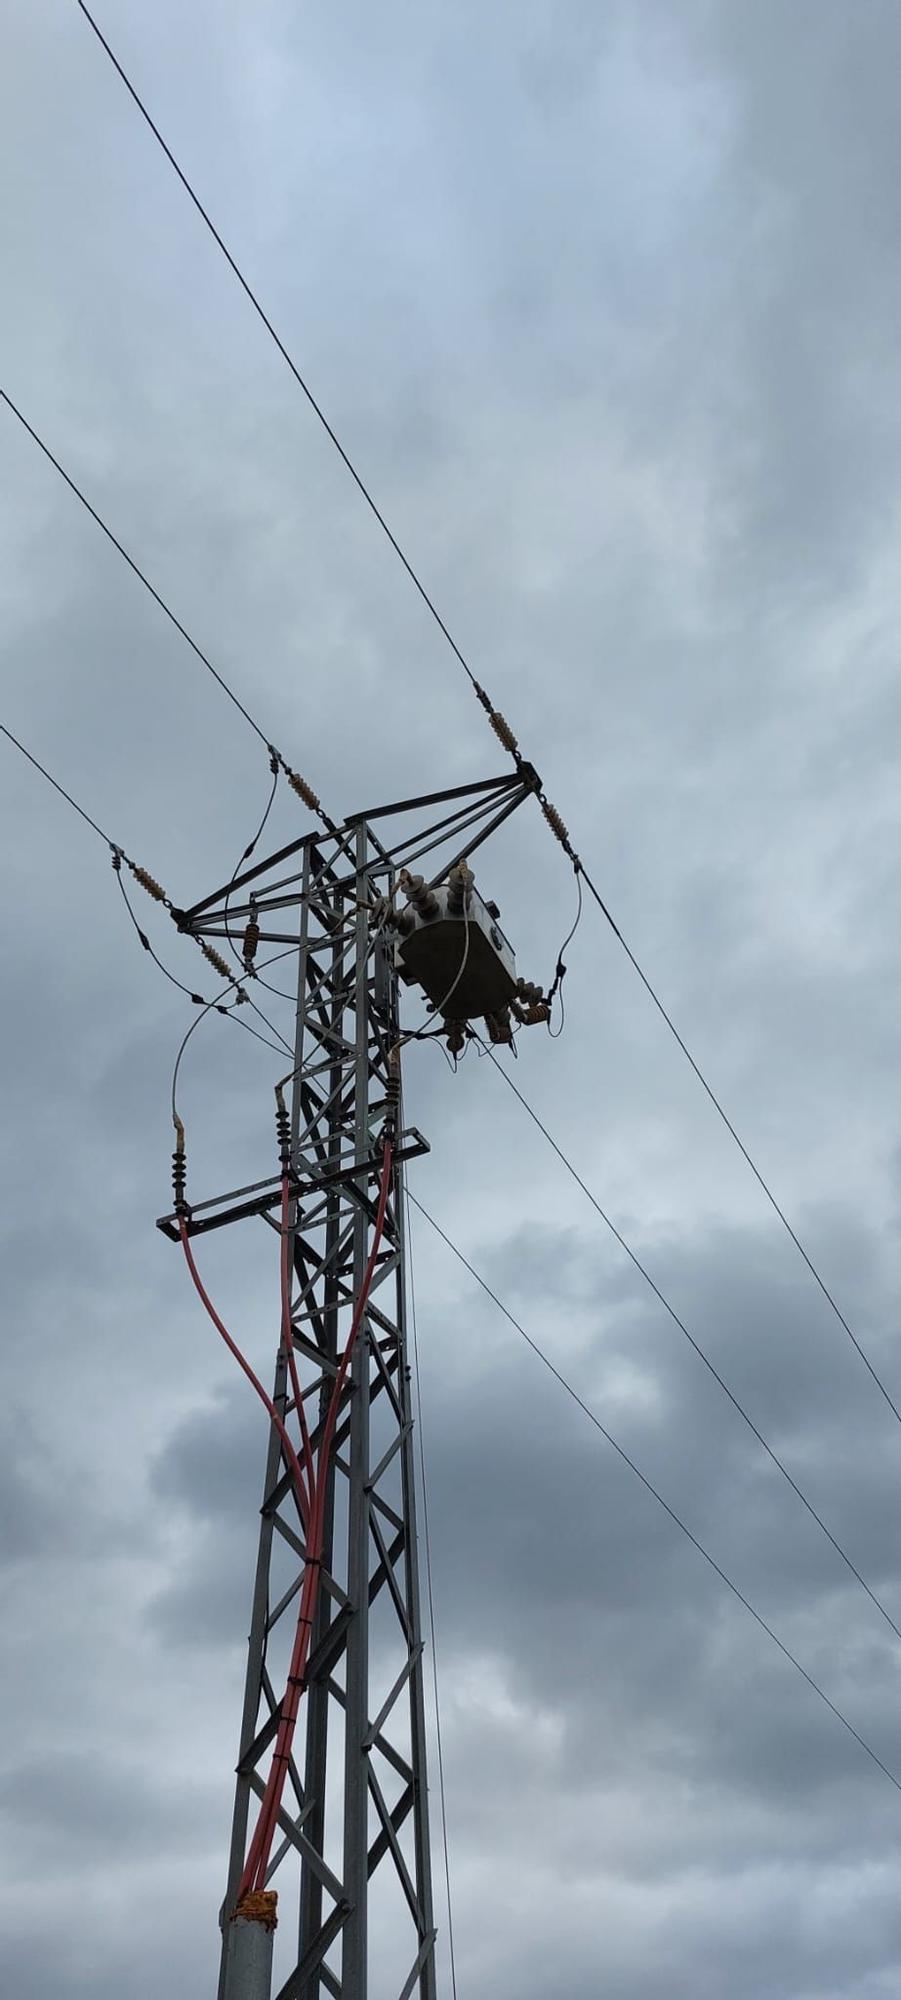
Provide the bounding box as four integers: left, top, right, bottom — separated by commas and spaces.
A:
72, 0, 901, 1429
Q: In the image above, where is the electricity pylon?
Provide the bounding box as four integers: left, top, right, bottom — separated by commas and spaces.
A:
158, 773, 532, 2000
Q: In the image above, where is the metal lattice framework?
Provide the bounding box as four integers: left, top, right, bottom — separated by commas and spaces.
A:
158, 776, 530, 2000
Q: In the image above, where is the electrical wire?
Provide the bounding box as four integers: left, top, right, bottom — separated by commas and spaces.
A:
408, 1191, 901, 1802
1, 389, 279, 758
434, 905, 471, 1019
546, 866, 583, 1039
405, 1194, 459, 2000
237, 988, 293, 1057
1, 722, 116, 844
278, 1172, 314, 1524
480, 1044, 901, 1649
75, 0, 484, 704
1, 717, 292, 1062
221, 760, 297, 1000
179, 1220, 312, 1518
400, 904, 472, 1061
117, 861, 291, 1053
170, 947, 296, 1133
575, 864, 901, 1431
115, 862, 211, 1004
70, 0, 901, 1440
239, 1139, 395, 1896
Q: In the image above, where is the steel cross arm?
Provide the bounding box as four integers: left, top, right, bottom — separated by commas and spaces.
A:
187, 768, 519, 922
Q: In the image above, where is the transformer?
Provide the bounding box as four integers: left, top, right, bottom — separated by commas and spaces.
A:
395, 869, 517, 1022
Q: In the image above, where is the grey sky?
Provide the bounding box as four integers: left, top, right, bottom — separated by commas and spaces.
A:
4, 1, 901, 1993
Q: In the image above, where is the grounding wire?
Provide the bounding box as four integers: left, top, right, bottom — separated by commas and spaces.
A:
71, 0, 901, 1437
480, 1043, 901, 1649
405, 1193, 459, 2000
408, 1191, 901, 1802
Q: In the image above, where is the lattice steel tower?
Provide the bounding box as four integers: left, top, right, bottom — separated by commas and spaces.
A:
158, 773, 534, 2000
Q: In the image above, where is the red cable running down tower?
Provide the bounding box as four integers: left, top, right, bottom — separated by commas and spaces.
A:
179, 1138, 395, 1905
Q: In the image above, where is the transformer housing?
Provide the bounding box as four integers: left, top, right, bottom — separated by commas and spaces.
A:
396, 883, 517, 1020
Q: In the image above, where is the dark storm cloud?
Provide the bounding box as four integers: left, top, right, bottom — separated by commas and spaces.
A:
5, 1, 901, 1995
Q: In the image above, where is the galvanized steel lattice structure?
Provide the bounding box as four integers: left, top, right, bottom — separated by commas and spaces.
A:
159, 775, 530, 2000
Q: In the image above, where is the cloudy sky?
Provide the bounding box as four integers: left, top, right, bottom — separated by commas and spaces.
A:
5, 1, 901, 1993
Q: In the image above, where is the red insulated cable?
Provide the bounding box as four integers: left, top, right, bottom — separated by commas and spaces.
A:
279, 1175, 315, 1517
240, 1140, 394, 1897
178, 1221, 310, 1529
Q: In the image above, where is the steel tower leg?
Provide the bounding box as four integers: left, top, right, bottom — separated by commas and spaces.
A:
216, 821, 438, 2000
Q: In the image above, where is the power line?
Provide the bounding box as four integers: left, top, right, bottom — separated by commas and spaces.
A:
1, 719, 290, 1056
1, 389, 273, 754
74, 0, 482, 701
406, 1195, 459, 2000
572, 862, 901, 1429
220, 759, 297, 1001
71, 2, 901, 1436
408, 1190, 901, 1803
480, 1043, 901, 1648
1, 722, 115, 846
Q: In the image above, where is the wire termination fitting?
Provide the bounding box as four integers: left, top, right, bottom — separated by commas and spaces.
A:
274, 1086, 291, 1170
446, 860, 473, 917
172, 1114, 188, 1216
484, 1005, 514, 1045
398, 869, 440, 922
511, 998, 550, 1027
232, 1890, 278, 1932
384, 1043, 401, 1136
